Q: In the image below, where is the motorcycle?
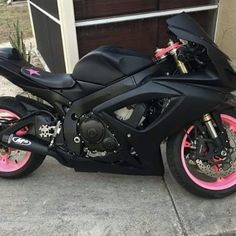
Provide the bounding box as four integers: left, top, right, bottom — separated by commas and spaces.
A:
0, 13, 236, 198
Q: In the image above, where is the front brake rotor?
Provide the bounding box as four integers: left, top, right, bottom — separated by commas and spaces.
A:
195, 127, 236, 178
195, 158, 236, 178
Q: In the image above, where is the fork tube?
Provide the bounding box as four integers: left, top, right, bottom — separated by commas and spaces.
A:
169, 40, 188, 74
202, 113, 218, 139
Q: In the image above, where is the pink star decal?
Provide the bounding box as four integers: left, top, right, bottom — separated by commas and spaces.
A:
26, 68, 41, 76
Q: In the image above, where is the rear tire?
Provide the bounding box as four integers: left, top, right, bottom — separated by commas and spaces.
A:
167, 110, 236, 198
0, 97, 45, 179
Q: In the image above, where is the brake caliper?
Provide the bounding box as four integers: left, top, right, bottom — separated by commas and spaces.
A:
193, 128, 236, 178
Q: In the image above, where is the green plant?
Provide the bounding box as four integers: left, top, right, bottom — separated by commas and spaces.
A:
8, 20, 32, 62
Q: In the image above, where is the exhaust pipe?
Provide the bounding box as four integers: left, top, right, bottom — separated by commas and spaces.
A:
1, 134, 49, 155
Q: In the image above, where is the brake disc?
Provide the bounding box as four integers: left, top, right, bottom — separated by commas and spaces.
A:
194, 127, 236, 178
195, 159, 236, 178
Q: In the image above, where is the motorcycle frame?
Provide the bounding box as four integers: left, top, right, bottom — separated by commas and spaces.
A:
0, 56, 233, 175
1, 12, 236, 176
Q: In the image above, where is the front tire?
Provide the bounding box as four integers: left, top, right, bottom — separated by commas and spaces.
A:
167, 110, 236, 198
0, 97, 45, 179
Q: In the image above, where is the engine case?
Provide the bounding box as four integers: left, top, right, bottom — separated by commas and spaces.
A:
78, 115, 119, 153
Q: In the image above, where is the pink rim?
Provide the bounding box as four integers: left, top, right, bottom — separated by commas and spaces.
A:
0, 109, 31, 173
181, 114, 236, 191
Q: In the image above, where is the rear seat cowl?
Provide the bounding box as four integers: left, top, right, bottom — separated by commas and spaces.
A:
0, 48, 22, 60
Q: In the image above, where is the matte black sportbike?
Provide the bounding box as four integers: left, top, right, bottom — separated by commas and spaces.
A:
1, 13, 236, 198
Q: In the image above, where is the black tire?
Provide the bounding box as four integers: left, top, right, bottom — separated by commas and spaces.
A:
166, 109, 236, 198
0, 97, 45, 179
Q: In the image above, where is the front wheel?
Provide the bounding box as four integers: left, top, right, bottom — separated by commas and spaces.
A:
167, 110, 236, 198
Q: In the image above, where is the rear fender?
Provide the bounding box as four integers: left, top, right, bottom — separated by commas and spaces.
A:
0, 48, 23, 61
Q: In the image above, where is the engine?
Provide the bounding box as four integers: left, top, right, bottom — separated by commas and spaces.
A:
78, 115, 119, 158
78, 100, 169, 158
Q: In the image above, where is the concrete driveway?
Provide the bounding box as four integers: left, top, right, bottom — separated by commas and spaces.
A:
0, 152, 236, 236
0, 158, 181, 236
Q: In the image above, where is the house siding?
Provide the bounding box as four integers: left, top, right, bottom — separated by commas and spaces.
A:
75, 0, 217, 57
30, 0, 59, 19
31, 5, 65, 73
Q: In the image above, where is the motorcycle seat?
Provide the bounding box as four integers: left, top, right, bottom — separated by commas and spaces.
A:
21, 66, 76, 89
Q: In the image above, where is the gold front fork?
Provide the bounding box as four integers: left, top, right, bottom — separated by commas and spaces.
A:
170, 40, 218, 138
202, 114, 218, 139
169, 40, 188, 74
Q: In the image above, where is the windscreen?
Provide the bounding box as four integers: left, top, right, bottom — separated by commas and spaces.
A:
167, 13, 234, 78
167, 13, 213, 44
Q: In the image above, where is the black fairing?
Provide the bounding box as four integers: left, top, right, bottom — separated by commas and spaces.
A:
167, 13, 236, 90
72, 46, 154, 85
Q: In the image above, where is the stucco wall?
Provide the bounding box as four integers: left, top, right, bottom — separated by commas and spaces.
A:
216, 0, 236, 62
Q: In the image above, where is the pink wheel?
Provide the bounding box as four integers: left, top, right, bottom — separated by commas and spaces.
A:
181, 114, 236, 191
0, 97, 45, 178
0, 109, 31, 173
167, 111, 236, 198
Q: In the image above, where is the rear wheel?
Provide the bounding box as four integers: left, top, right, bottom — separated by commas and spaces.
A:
167, 110, 236, 198
0, 97, 45, 178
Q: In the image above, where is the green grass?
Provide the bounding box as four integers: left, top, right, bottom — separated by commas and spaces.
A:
0, 4, 32, 44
